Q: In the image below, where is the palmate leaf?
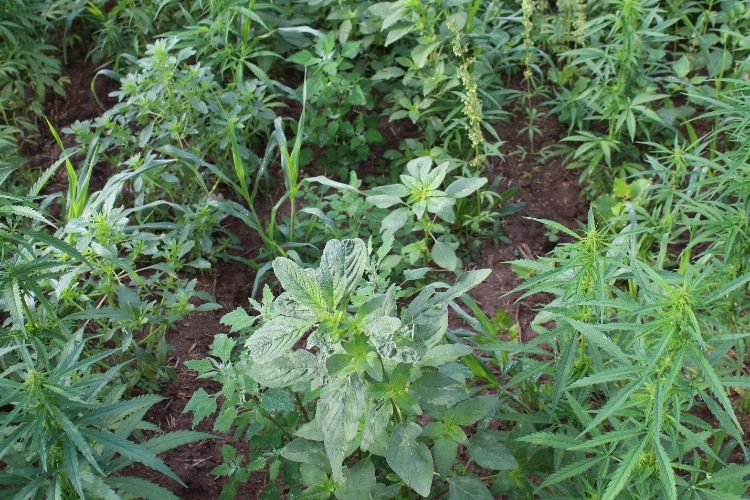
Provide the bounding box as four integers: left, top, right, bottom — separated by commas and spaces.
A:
63, 439, 83, 497
517, 431, 580, 450
567, 366, 642, 389
537, 456, 605, 492
3, 277, 25, 329
140, 430, 215, 455
695, 347, 743, 434
107, 476, 179, 500
559, 316, 629, 364
566, 428, 642, 451
602, 441, 646, 500
81, 428, 183, 485
654, 437, 677, 500
579, 377, 644, 437
244, 315, 312, 363
45, 403, 104, 475
551, 332, 577, 408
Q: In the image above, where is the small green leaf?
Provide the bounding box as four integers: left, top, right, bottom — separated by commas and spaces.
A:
220, 308, 257, 333
183, 388, 217, 427
445, 177, 487, 198
210, 334, 236, 362
431, 240, 459, 271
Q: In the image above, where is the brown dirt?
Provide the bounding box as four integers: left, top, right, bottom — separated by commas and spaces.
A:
22, 64, 118, 170
467, 112, 588, 337
125, 220, 270, 498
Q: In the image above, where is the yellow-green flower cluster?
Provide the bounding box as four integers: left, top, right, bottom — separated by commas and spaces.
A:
522, 0, 535, 80
447, 18, 485, 168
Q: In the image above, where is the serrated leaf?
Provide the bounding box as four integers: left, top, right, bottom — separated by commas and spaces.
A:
47, 404, 103, 475
537, 457, 604, 491
695, 348, 742, 433
210, 334, 236, 362
654, 437, 677, 500
602, 441, 646, 500
273, 257, 327, 313
82, 429, 183, 485
141, 431, 215, 455
183, 388, 216, 427
319, 238, 367, 307
220, 307, 257, 333
251, 351, 322, 388
560, 317, 629, 364
319, 375, 365, 476
108, 477, 180, 500
244, 316, 311, 363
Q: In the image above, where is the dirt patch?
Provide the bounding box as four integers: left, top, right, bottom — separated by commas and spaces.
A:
125, 221, 269, 498
22, 64, 118, 170
468, 112, 588, 337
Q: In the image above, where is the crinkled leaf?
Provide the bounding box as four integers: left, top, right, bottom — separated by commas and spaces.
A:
244, 316, 311, 363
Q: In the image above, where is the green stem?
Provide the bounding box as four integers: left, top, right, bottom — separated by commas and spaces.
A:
294, 392, 309, 422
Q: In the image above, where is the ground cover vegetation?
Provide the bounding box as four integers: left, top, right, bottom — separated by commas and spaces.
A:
1, 0, 749, 498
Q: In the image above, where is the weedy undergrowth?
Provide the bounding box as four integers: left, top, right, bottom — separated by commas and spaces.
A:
0, 183, 214, 499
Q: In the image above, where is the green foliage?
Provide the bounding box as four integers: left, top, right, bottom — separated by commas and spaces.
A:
186, 238, 513, 498
3, 1, 750, 498
0, 182, 215, 498
491, 209, 750, 498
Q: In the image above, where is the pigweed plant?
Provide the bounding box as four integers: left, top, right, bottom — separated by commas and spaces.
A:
187, 239, 519, 498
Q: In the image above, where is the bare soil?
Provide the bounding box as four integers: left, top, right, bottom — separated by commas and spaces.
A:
468, 114, 588, 336
126, 222, 268, 498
